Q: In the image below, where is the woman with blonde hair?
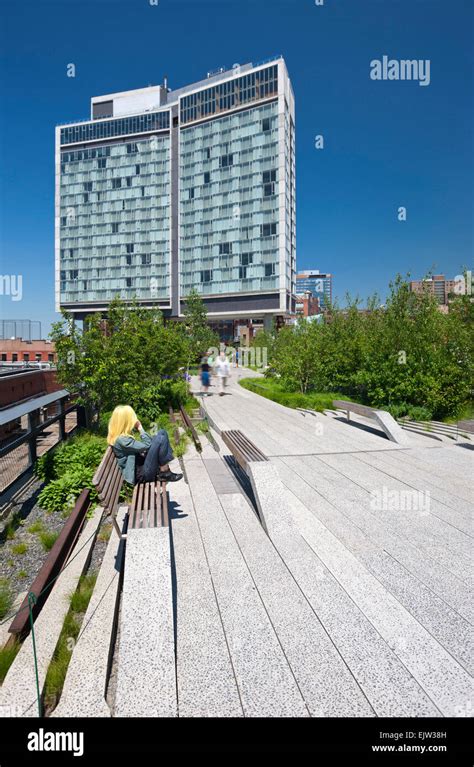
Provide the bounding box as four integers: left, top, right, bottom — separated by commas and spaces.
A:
107, 405, 182, 485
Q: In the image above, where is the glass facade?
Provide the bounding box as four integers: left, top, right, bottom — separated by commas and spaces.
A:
180, 100, 280, 297
296, 274, 332, 308
180, 65, 278, 124
60, 111, 170, 145
56, 59, 295, 317
59, 136, 170, 303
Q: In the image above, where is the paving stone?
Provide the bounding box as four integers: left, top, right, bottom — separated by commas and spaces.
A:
0, 507, 102, 718
114, 526, 176, 718
52, 508, 127, 718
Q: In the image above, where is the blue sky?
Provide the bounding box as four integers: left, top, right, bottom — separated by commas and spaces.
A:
0, 0, 472, 335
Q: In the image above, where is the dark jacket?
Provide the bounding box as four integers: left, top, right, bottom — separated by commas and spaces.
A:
112, 429, 152, 485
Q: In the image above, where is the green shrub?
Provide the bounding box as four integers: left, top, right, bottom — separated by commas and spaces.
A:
0, 578, 14, 619
133, 379, 189, 423
39, 531, 59, 551
37, 466, 97, 513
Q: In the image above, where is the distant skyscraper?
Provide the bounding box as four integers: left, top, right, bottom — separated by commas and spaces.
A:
55, 57, 296, 325
296, 270, 332, 309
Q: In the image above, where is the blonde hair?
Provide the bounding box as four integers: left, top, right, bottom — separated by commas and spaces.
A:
107, 405, 138, 445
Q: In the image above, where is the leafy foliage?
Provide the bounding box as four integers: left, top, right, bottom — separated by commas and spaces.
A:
183, 289, 219, 364
261, 275, 473, 420
36, 433, 106, 512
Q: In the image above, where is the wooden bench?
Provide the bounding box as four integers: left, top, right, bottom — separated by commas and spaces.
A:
332, 400, 411, 445
92, 447, 168, 538
221, 429, 268, 472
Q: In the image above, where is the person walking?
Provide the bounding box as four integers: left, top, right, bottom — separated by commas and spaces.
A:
108, 405, 183, 484
199, 355, 212, 397
214, 351, 231, 396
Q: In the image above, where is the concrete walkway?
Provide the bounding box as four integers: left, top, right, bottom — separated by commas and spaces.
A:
184, 369, 474, 717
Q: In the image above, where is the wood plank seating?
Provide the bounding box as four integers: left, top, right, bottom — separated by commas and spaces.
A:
457, 419, 474, 436
332, 400, 411, 445
92, 446, 168, 537
221, 429, 268, 473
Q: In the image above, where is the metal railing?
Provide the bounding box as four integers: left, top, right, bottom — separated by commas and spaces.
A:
0, 391, 86, 498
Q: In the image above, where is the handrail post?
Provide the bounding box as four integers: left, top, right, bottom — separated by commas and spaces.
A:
58, 397, 66, 441
27, 408, 40, 467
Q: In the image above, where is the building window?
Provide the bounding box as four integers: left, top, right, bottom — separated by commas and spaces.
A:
200, 269, 212, 283
141, 187, 145, 197
84, 181, 93, 191
262, 170, 277, 184
263, 183, 275, 197
35, 353, 42, 362
126, 177, 132, 187
83, 281, 88, 291
220, 153, 233, 168
127, 143, 138, 154
205, 148, 211, 159
204, 171, 210, 185
48, 353, 54, 362
265, 263, 276, 277
98, 158, 106, 168
189, 188, 194, 200
135, 165, 140, 175
240, 253, 253, 266
126, 243, 134, 253
239, 266, 247, 279
112, 223, 119, 233
83, 193, 89, 203
70, 269, 78, 280
1, 353, 7, 362
23, 353, 29, 362
219, 243, 232, 255
141, 254, 151, 265
112, 178, 121, 189
12, 353, 18, 362
126, 277, 133, 288
261, 223, 277, 237
262, 117, 271, 132
69, 249, 74, 258
126, 255, 132, 266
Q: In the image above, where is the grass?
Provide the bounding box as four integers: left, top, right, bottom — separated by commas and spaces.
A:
27, 520, 45, 534
39, 531, 59, 552
0, 640, 21, 684
97, 524, 112, 542
44, 612, 80, 708
238, 377, 349, 412
18, 570, 28, 579
44, 572, 98, 710
0, 578, 14, 619
69, 573, 97, 614
11, 543, 28, 556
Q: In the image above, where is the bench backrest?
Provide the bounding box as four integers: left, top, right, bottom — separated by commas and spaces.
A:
333, 400, 375, 418
92, 446, 124, 515
221, 429, 268, 473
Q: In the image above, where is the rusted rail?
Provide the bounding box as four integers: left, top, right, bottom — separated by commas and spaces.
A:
7, 488, 91, 642
179, 405, 202, 453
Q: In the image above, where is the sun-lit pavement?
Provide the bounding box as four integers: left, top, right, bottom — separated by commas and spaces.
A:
177, 367, 473, 717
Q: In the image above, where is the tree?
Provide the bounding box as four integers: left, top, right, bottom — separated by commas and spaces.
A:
182, 289, 219, 365
50, 297, 189, 424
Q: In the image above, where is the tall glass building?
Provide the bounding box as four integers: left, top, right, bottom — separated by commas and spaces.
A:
55, 57, 296, 324
296, 271, 333, 309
